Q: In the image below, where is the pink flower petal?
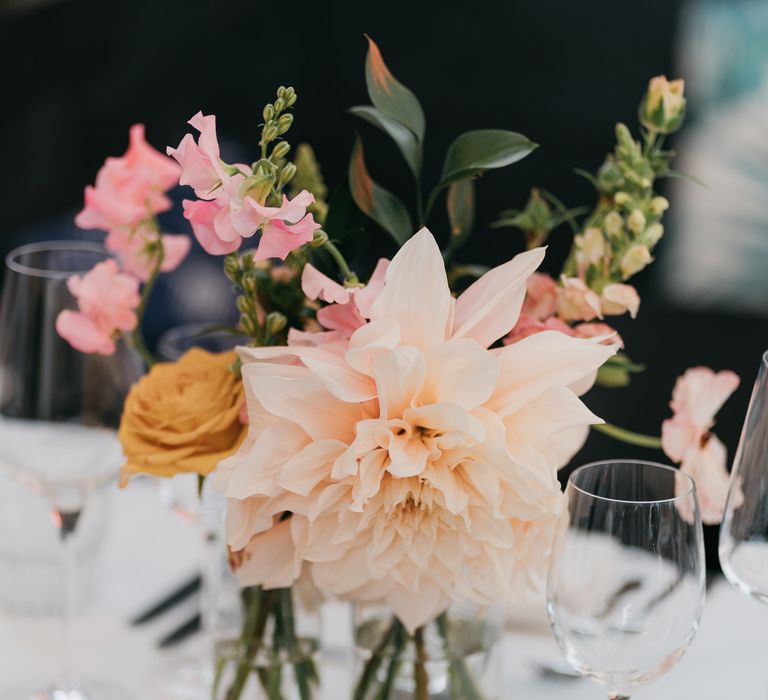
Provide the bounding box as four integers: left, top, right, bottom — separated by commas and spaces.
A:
182, 199, 240, 255
55, 310, 116, 356
301, 264, 351, 304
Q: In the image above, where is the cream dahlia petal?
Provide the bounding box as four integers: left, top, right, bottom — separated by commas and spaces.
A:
247, 372, 361, 442
421, 338, 500, 409
345, 318, 402, 375
372, 346, 426, 420
277, 440, 347, 497
238, 518, 303, 589
369, 228, 452, 349
452, 247, 546, 348
386, 578, 451, 634
225, 498, 273, 550
489, 331, 617, 416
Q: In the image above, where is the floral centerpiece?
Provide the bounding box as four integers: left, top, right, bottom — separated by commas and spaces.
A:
54, 37, 740, 700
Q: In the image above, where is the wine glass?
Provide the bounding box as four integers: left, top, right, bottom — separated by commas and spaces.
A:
719, 350, 768, 603
0, 240, 142, 700
547, 460, 706, 699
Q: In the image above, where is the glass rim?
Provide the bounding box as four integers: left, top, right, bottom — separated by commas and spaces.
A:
763, 349, 768, 368
568, 459, 697, 505
5, 240, 111, 280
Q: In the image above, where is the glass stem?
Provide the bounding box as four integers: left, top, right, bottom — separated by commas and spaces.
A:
57, 509, 82, 692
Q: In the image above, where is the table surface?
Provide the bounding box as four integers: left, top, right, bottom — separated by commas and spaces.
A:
0, 478, 765, 700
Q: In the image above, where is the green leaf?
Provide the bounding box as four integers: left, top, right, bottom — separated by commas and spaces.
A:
310, 174, 369, 276
348, 105, 422, 177
446, 178, 475, 243
348, 134, 413, 246
439, 130, 537, 188
364, 35, 425, 141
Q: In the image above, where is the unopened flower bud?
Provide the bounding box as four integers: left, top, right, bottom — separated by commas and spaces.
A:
279, 162, 297, 186
615, 123, 634, 149
603, 211, 624, 238
277, 85, 287, 99
620, 244, 652, 278
277, 113, 294, 134
274, 97, 286, 113
650, 196, 669, 216
236, 295, 251, 315
271, 141, 291, 159
580, 227, 605, 266
311, 230, 329, 247
627, 209, 646, 234
239, 314, 258, 338
644, 222, 664, 246
263, 124, 279, 142
241, 251, 254, 270
284, 89, 297, 107
241, 270, 257, 295
224, 254, 240, 282
263, 104, 275, 123
641, 76, 686, 134
265, 311, 287, 337
614, 191, 631, 206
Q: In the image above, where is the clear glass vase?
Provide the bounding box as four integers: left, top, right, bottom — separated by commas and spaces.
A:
211, 561, 323, 700
353, 603, 502, 700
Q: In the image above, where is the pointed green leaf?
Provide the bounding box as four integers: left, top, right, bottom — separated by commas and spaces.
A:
446, 178, 475, 243
348, 105, 421, 177
439, 130, 538, 188
364, 35, 425, 141
348, 135, 413, 246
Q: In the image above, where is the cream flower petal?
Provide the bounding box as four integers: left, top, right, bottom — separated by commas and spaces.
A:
421, 338, 499, 409
372, 346, 426, 420
369, 228, 451, 349
277, 440, 347, 496
354, 258, 390, 318
225, 498, 273, 550
489, 331, 617, 416
452, 247, 546, 348
247, 371, 361, 442
387, 434, 432, 478
386, 578, 451, 634
239, 518, 303, 589
346, 318, 401, 375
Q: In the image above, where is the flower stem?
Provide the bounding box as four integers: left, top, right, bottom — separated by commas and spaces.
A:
592, 422, 663, 449
353, 619, 398, 700
436, 613, 485, 700
320, 238, 358, 284
413, 626, 429, 700
130, 238, 165, 367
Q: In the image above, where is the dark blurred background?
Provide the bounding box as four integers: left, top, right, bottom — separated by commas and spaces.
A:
2, 0, 767, 563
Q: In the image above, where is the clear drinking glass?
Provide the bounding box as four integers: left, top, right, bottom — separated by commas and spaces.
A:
547, 460, 706, 700
150, 323, 245, 700
719, 350, 768, 603
0, 241, 142, 700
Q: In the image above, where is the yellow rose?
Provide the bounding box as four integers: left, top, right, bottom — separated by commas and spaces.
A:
119, 348, 246, 481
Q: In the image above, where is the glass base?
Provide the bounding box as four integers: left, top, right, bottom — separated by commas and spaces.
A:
149, 658, 214, 700
0, 679, 132, 700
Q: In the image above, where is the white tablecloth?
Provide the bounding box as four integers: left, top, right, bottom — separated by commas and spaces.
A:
0, 479, 764, 699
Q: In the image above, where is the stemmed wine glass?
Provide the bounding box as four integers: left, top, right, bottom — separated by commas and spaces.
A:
0, 241, 142, 700
547, 460, 706, 699
719, 351, 768, 604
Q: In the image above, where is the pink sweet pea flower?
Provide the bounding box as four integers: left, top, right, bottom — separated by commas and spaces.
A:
297, 259, 390, 342
105, 227, 191, 282
55, 259, 141, 356
166, 112, 229, 200
572, 322, 624, 348
182, 199, 241, 256
504, 314, 572, 344
662, 367, 740, 524
76, 125, 180, 233
557, 276, 602, 322
523, 272, 558, 320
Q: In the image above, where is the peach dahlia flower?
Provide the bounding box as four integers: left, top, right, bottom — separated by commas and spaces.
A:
214, 228, 616, 632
